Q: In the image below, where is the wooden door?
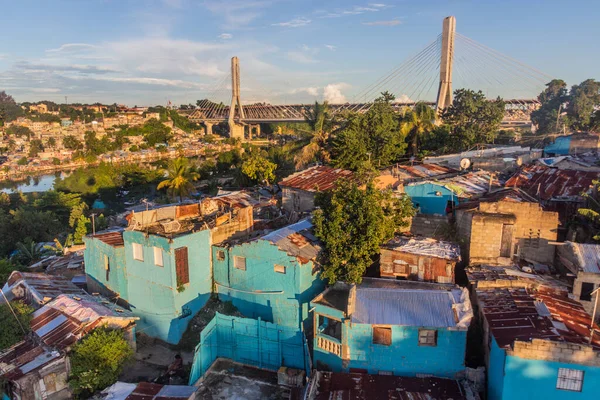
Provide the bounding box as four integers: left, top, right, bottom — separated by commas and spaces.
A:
175, 247, 189, 286
500, 224, 514, 258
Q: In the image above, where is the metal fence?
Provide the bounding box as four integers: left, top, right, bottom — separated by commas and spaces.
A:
189, 312, 310, 384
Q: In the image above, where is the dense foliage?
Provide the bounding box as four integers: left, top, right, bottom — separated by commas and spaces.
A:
69, 328, 134, 398
157, 157, 200, 202
241, 154, 277, 184
313, 180, 415, 284
0, 91, 23, 123
0, 301, 33, 349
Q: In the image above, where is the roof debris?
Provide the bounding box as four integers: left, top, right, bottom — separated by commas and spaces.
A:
383, 236, 461, 261
278, 165, 354, 192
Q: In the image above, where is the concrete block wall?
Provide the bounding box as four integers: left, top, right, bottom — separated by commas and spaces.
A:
409, 214, 448, 237
468, 215, 507, 264
509, 339, 600, 367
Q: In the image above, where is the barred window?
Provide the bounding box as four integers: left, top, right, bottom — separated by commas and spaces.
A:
372, 326, 392, 346
556, 368, 584, 392
418, 329, 437, 346
234, 256, 246, 271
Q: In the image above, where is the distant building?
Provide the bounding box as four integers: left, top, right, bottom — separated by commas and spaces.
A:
310, 278, 473, 377
279, 166, 354, 214
29, 103, 48, 113
404, 171, 500, 215
456, 188, 559, 265
84, 193, 257, 344
537, 154, 600, 172
379, 236, 460, 283
212, 219, 325, 329
467, 265, 600, 400
557, 241, 600, 315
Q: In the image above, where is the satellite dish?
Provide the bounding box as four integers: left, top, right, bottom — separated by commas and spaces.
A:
459, 158, 471, 170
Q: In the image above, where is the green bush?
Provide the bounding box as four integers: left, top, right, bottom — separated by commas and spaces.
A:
0, 301, 33, 349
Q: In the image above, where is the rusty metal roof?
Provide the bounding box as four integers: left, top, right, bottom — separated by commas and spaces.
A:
394, 163, 458, 181
505, 164, 600, 200
213, 190, 259, 208
92, 231, 125, 247
0, 340, 63, 381
408, 170, 501, 198
311, 371, 467, 400
477, 285, 600, 349
3, 271, 87, 305
278, 166, 354, 192
262, 219, 321, 264
565, 241, 600, 274
383, 236, 461, 261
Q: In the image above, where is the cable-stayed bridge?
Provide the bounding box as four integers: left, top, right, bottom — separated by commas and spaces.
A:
188, 16, 551, 138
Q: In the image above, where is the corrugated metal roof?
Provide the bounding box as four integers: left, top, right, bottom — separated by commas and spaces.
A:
93, 231, 125, 247
3, 271, 87, 305
312, 371, 467, 400
278, 166, 354, 192
383, 236, 461, 261
505, 164, 600, 200
262, 219, 321, 264
0, 340, 63, 381
213, 191, 259, 208
567, 241, 600, 274
395, 163, 458, 180
407, 171, 501, 198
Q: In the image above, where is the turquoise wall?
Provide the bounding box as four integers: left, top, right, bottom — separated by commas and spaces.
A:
83, 236, 128, 300
488, 336, 506, 400
544, 136, 571, 156
189, 313, 310, 384
122, 230, 212, 344
404, 183, 459, 215
213, 240, 324, 330
312, 304, 467, 378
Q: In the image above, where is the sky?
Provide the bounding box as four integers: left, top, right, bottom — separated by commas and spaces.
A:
0, 0, 598, 106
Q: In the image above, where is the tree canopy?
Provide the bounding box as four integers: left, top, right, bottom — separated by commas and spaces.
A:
241, 154, 277, 184
157, 157, 200, 202
313, 180, 415, 284
566, 79, 600, 132
69, 328, 134, 398
0, 300, 33, 349
531, 79, 569, 134
0, 91, 23, 124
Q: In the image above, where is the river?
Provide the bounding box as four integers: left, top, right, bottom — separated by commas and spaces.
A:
0, 172, 71, 194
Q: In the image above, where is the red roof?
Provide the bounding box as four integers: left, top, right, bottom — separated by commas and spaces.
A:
279, 166, 354, 192
505, 165, 600, 200
92, 231, 125, 247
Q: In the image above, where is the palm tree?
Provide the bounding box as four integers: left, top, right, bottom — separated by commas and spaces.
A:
294, 101, 333, 169
400, 102, 436, 156
13, 239, 51, 266
157, 157, 200, 202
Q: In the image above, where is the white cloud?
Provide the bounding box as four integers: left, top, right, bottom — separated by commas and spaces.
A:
69, 75, 210, 89
15, 62, 120, 74
362, 19, 401, 26
272, 17, 311, 28
46, 43, 98, 54
343, 6, 379, 15
287, 51, 318, 64
218, 33, 233, 40
290, 87, 320, 96
324, 83, 350, 104
204, 1, 271, 28
324, 44, 336, 51
394, 94, 413, 103
369, 3, 387, 7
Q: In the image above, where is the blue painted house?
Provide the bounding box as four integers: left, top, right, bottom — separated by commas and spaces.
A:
84, 194, 256, 344
212, 219, 325, 330
404, 171, 499, 215
469, 266, 600, 400
310, 278, 473, 377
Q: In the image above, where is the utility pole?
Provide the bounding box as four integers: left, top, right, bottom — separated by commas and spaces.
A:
91, 213, 96, 235
436, 16, 456, 113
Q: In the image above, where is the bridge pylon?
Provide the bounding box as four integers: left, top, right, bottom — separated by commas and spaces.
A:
435, 16, 456, 113
228, 56, 246, 139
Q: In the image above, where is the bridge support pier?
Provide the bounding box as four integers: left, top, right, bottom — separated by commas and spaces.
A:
436, 16, 456, 113
228, 121, 245, 140
248, 124, 261, 140
203, 121, 214, 136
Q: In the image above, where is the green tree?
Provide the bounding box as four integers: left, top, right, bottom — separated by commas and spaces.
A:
0, 91, 23, 124
63, 135, 84, 151
143, 118, 172, 146
216, 149, 242, 173
400, 102, 436, 156
332, 95, 407, 171
577, 180, 600, 241
69, 328, 134, 399
157, 157, 200, 202
241, 154, 277, 184
294, 101, 333, 169
566, 79, 600, 131
28, 139, 44, 157
73, 214, 90, 244
47, 137, 57, 149
0, 258, 22, 286
442, 89, 505, 150
17, 157, 28, 166
531, 79, 568, 134
313, 180, 415, 284
6, 125, 34, 140
0, 301, 33, 349
13, 239, 52, 265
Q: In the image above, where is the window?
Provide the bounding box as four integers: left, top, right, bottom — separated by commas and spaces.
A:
418, 329, 437, 346
274, 264, 286, 274
373, 326, 392, 346
132, 243, 144, 261
104, 255, 110, 281
234, 256, 246, 271
318, 315, 342, 340
556, 368, 584, 392
153, 247, 163, 267
581, 282, 594, 302
217, 250, 225, 261
175, 247, 189, 286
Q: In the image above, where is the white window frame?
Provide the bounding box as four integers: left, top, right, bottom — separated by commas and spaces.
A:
274, 264, 286, 274
234, 256, 246, 271
418, 329, 437, 347
556, 368, 584, 392
153, 247, 163, 267
132, 243, 144, 261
